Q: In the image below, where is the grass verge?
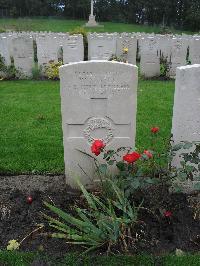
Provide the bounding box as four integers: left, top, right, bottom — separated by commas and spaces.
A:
1, 251, 200, 266
0, 18, 194, 34
0, 79, 174, 174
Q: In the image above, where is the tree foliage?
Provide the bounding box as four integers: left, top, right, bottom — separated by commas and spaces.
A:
0, 0, 199, 31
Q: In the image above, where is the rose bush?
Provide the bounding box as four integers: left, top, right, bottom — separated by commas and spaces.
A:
87, 127, 167, 197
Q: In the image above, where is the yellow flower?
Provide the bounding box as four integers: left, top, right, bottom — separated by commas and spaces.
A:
123, 47, 129, 53
7, 240, 20, 251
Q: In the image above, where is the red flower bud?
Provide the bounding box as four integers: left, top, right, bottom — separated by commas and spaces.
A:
27, 196, 33, 204
144, 150, 153, 159
151, 127, 159, 134
164, 210, 172, 217
123, 152, 141, 163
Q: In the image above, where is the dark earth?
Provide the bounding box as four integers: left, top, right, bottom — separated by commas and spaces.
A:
0, 175, 200, 262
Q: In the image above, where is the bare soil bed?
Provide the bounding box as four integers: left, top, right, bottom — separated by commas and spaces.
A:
0, 175, 200, 258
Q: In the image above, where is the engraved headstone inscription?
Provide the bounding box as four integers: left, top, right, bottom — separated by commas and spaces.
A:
60, 61, 138, 187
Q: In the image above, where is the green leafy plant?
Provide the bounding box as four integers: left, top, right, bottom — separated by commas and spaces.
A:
0, 28, 5, 33
44, 60, 63, 80
160, 55, 170, 79
0, 55, 20, 80
44, 179, 141, 254
109, 47, 129, 63
170, 141, 200, 192
32, 64, 42, 80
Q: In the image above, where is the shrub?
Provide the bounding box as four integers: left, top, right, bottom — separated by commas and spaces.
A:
32, 64, 42, 80
109, 48, 129, 63
0, 55, 20, 80
170, 141, 200, 192
44, 60, 63, 80
0, 28, 5, 33
160, 55, 170, 79
82, 127, 174, 198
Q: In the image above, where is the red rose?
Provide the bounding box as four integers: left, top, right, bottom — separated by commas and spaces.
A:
164, 210, 172, 217
91, 140, 105, 156
144, 150, 153, 159
123, 152, 141, 163
151, 127, 159, 133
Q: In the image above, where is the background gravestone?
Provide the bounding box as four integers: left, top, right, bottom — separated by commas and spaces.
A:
36, 34, 59, 68
12, 36, 34, 77
172, 64, 200, 191
172, 64, 200, 144
0, 36, 11, 66
62, 35, 84, 64
169, 38, 188, 78
88, 33, 117, 60
140, 37, 160, 78
189, 38, 200, 64
116, 33, 137, 65
60, 61, 138, 187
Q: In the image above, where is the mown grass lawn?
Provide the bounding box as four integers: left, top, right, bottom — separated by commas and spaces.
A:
0, 79, 174, 175
0, 18, 194, 34
1, 251, 200, 266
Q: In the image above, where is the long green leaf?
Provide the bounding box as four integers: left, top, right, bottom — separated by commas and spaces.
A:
44, 202, 90, 230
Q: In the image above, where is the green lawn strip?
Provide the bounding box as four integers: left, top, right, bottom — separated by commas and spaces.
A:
60, 254, 154, 266
0, 251, 35, 266
0, 80, 64, 174
0, 79, 174, 174
1, 251, 200, 266
136, 79, 175, 153
162, 254, 200, 266
0, 18, 194, 34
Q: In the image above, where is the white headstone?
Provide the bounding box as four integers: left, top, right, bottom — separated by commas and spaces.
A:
172, 64, 200, 190
157, 35, 171, 60
172, 64, 200, 144
189, 38, 200, 65
59, 61, 138, 188
140, 37, 160, 78
169, 38, 188, 77
12, 36, 34, 77
36, 34, 59, 68
116, 33, 137, 65
0, 36, 11, 66
88, 33, 117, 60
63, 35, 84, 64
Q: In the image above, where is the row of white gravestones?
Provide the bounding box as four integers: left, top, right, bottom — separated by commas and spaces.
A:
87, 33, 195, 78
2, 31, 200, 78
87, 33, 137, 65
36, 34, 84, 68
60, 61, 138, 188
0, 33, 84, 77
